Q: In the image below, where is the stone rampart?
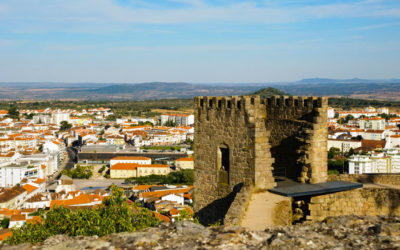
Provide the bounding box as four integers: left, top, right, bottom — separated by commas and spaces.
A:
194, 95, 327, 225
328, 174, 400, 186
308, 188, 400, 221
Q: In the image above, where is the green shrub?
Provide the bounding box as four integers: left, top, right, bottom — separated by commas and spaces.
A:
125, 169, 194, 185
62, 165, 93, 179
5, 185, 159, 245
328, 169, 340, 175
98, 165, 106, 174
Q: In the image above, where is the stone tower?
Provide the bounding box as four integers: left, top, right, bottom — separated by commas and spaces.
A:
193, 95, 328, 224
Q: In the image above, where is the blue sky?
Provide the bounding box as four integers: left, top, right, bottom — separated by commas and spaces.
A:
0, 0, 399, 83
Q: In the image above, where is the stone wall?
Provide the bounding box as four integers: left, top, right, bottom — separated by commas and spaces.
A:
308, 188, 400, 221
328, 174, 400, 186
194, 95, 328, 224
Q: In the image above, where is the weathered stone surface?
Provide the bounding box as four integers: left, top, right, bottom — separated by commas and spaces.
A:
328, 173, 400, 186
3, 216, 400, 250
308, 188, 400, 221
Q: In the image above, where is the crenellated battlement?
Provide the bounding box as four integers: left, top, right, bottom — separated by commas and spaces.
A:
195, 95, 327, 110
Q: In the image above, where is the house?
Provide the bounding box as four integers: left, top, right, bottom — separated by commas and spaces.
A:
23, 193, 51, 209
348, 151, 400, 174
363, 130, 385, 140
0, 229, 12, 241
175, 157, 194, 170
9, 214, 26, 228
327, 139, 361, 153
50, 192, 104, 209
106, 135, 125, 146
48, 175, 76, 193
160, 114, 194, 126
0, 186, 27, 209
0, 110, 8, 118
110, 163, 170, 178
359, 117, 385, 130
360, 139, 386, 152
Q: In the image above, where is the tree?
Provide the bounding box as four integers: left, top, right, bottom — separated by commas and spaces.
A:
351, 135, 363, 141
62, 165, 93, 179
328, 147, 341, 159
6, 105, 19, 119
1, 217, 10, 228
165, 120, 176, 127
59, 121, 72, 131
346, 148, 356, 157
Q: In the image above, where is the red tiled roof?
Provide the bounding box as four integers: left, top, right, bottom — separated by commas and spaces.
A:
153, 212, 171, 222
111, 156, 151, 161
22, 184, 38, 194
176, 157, 194, 162
361, 139, 386, 151
10, 214, 26, 221
0, 230, 12, 241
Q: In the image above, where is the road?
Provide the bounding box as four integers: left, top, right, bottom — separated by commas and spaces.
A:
73, 179, 125, 190
47, 147, 78, 185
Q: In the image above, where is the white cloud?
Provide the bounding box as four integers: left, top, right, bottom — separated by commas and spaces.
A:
0, 0, 399, 33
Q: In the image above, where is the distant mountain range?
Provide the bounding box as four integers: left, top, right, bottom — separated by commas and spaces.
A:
0, 78, 399, 101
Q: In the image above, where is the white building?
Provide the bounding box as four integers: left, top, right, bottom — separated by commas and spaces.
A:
348, 150, 400, 174
0, 164, 41, 187
160, 114, 194, 126
378, 107, 390, 114
51, 112, 70, 125
327, 107, 335, 119
33, 115, 51, 124
359, 117, 385, 130
327, 139, 362, 153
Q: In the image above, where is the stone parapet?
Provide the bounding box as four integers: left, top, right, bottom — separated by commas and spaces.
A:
308, 188, 400, 221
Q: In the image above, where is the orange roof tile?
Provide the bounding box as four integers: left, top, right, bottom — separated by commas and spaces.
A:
10, 214, 26, 221
26, 216, 42, 224
0, 230, 12, 241
0, 208, 20, 217
22, 184, 38, 194
111, 156, 151, 161
176, 157, 194, 162
50, 194, 103, 208
110, 163, 140, 170
153, 212, 171, 222
33, 178, 46, 184
133, 185, 159, 191
169, 208, 180, 216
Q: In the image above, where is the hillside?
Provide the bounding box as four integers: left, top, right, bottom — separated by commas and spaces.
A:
1, 79, 400, 100
252, 87, 290, 98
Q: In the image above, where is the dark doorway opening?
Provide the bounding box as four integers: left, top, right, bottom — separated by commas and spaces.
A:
218, 144, 230, 184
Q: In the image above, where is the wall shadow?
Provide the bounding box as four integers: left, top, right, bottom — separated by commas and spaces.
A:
271, 135, 304, 181
196, 183, 243, 226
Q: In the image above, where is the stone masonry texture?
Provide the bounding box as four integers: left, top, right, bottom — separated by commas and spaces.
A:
193, 95, 328, 225
308, 188, 400, 221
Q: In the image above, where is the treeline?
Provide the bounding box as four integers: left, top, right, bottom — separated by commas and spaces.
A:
328, 97, 400, 109
125, 169, 194, 185
0, 99, 194, 117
